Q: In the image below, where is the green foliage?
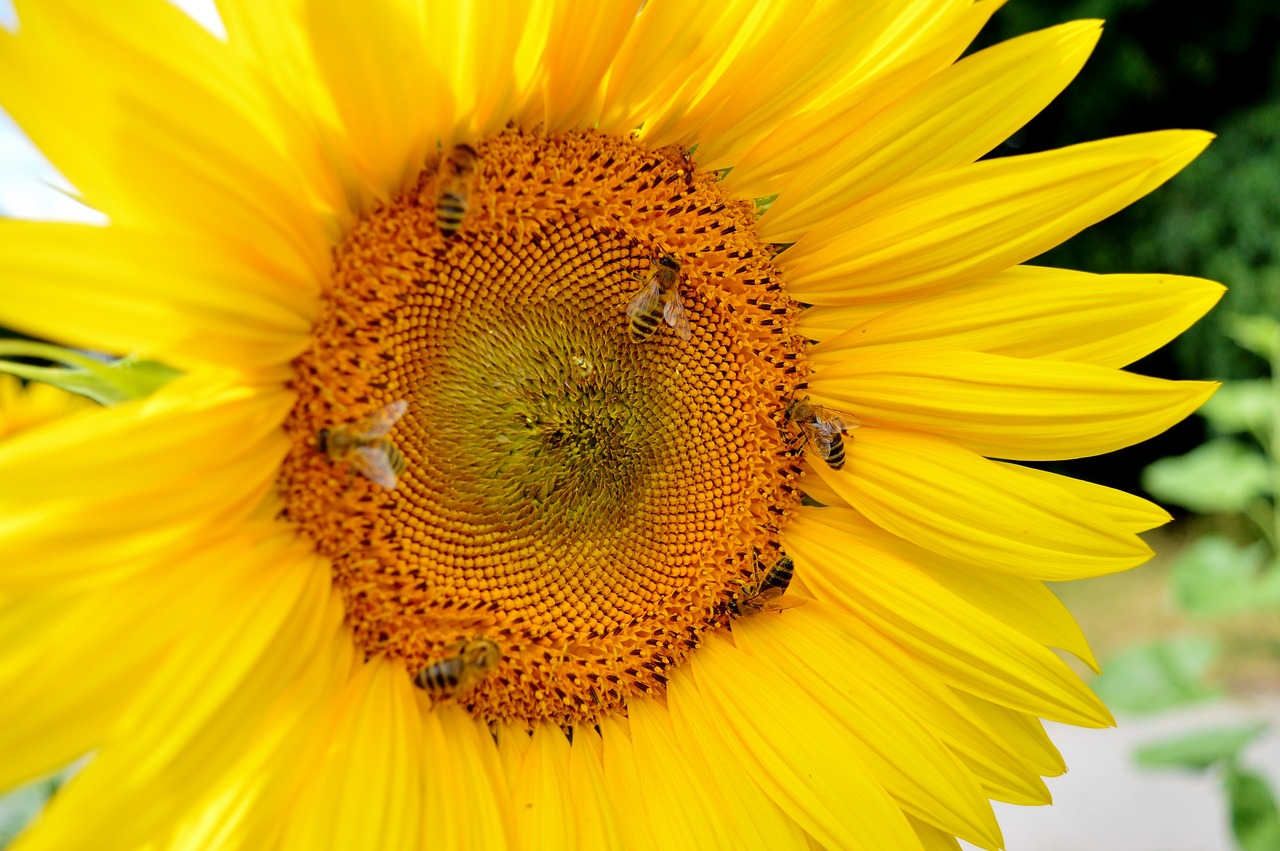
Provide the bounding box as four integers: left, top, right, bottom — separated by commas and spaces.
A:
1142, 439, 1272, 515
1169, 536, 1280, 618
1227, 766, 1280, 851
0, 340, 180, 405
1091, 636, 1222, 713
1134, 722, 1267, 771
0, 767, 75, 850
1199, 380, 1276, 440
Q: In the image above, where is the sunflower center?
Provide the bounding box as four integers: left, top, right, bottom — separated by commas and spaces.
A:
279, 128, 804, 727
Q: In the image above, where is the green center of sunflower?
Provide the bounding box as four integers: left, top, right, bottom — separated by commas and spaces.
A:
278, 128, 806, 728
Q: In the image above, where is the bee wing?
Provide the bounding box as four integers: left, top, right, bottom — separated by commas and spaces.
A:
350, 446, 401, 489
800, 420, 837, 460
625, 281, 661, 322
766, 593, 809, 613
358, 400, 409, 438
662, 292, 692, 341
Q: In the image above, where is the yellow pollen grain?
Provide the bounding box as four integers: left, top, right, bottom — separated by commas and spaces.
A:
279, 128, 805, 728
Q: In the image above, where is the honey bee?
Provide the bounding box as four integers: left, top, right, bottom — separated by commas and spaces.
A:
786, 396, 858, 470
317, 400, 409, 489
414, 637, 502, 699
625, 254, 691, 342
657, 143, 696, 186
436, 143, 479, 238
729, 554, 804, 617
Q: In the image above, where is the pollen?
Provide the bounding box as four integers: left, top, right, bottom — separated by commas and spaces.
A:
278, 128, 806, 728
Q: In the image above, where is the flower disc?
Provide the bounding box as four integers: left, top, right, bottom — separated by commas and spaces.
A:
279, 128, 805, 727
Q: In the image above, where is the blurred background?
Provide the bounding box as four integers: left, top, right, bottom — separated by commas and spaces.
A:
1, 0, 1278, 849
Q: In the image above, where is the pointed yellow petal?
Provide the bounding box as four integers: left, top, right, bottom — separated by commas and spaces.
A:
810, 347, 1217, 460
1, 0, 334, 280
785, 508, 1111, 728
690, 0, 972, 171
781, 131, 1213, 304
0, 375, 293, 591
723, 0, 1003, 200
303, 0, 449, 201
998, 463, 1171, 533
565, 728, 623, 851
279, 658, 424, 851
731, 612, 1004, 849
508, 722, 576, 851
599, 715, 660, 851
421, 707, 514, 851
666, 672, 810, 850
955, 691, 1067, 778
521, 1, 633, 132
14, 540, 339, 851
427, 0, 543, 140
0, 221, 315, 372
759, 20, 1101, 240
811, 266, 1226, 368
910, 815, 962, 851
628, 698, 751, 850
807, 428, 1152, 580
692, 633, 923, 851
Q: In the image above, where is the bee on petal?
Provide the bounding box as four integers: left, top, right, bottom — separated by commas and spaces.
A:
317, 400, 410, 489
625, 254, 690, 342
729, 553, 804, 617
785, 396, 858, 470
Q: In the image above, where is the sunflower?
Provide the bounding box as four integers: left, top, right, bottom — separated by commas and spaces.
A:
0, 374, 92, 440
0, 2, 1222, 849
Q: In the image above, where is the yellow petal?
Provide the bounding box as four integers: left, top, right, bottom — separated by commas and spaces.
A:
732, 612, 1003, 849
810, 265, 1225, 368
780, 131, 1213, 304
688, 0, 971, 170
1, 0, 334, 279
303, 0, 449, 202
998, 463, 1171, 533
279, 658, 424, 851
521, 0, 633, 133
759, 20, 1101, 240
0, 374, 293, 590
599, 715, 660, 851
955, 691, 1067, 778
785, 508, 1111, 728
692, 633, 922, 851
723, 0, 1003, 199
14, 539, 338, 851
910, 815, 962, 851
427, 0, 543, 140
509, 722, 577, 851
666, 672, 810, 850
809, 347, 1217, 460
565, 727, 623, 851
628, 698, 749, 850
0, 221, 315, 373
808, 428, 1152, 580
421, 707, 514, 851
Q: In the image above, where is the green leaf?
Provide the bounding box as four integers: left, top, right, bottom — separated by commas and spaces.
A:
1142, 438, 1274, 513
1135, 723, 1268, 771
0, 776, 61, 848
1170, 535, 1278, 617
1226, 765, 1280, 851
1199, 380, 1277, 437
1225, 313, 1280, 362
1091, 636, 1222, 714
0, 353, 181, 406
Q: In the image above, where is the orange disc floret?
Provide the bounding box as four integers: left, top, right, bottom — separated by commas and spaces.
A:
278, 128, 806, 728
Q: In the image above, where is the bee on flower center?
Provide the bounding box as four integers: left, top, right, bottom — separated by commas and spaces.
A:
625, 254, 691, 342
436, 143, 480, 238
317, 400, 409, 489
414, 637, 502, 700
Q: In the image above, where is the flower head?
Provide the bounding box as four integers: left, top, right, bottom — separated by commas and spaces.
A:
0, 2, 1221, 849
